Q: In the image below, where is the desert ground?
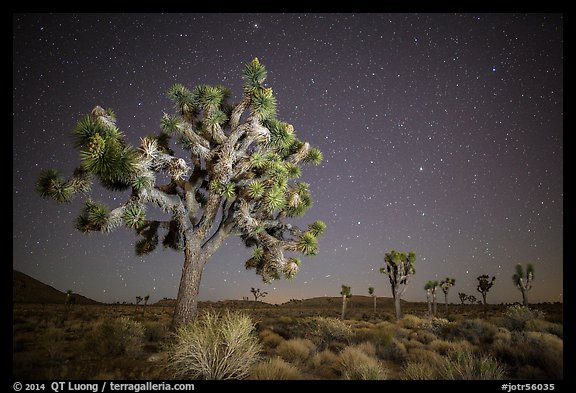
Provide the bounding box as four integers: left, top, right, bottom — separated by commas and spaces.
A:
13, 296, 562, 380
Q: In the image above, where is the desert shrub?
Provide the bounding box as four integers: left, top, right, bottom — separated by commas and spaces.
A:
438, 349, 507, 380
87, 316, 145, 357
276, 338, 316, 365
377, 337, 407, 363
339, 345, 387, 380
259, 329, 285, 349
408, 329, 437, 345
493, 327, 512, 343
524, 319, 563, 338
298, 317, 353, 350
406, 347, 444, 366
165, 309, 261, 380
398, 314, 425, 329
309, 349, 340, 378
143, 322, 168, 342
420, 317, 450, 335
442, 318, 497, 345
503, 305, 546, 331
41, 326, 66, 360
428, 339, 473, 356
493, 331, 562, 379
250, 357, 302, 380
354, 326, 393, 348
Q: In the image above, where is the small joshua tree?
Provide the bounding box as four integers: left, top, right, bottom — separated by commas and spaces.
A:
368, 286, 376, 314
476, 275, 496, 305
424, 280, 438, 317
142, 294, 150, 316
340, 285, 352, 320
467, 294, 479, 305
250, 287, 268, 302
136, 296, 143, 305
512, 263, 534, 306
380, 250, 416, 320
440, 277, 456, 312
458, 292, 467, 305
60, 289, 76, 326
36, 58, 325, 327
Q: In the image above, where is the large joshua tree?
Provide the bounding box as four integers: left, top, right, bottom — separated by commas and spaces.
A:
439, 277, 456, 312
36, 58, 325, 327
379, 250, 416, 320
512, 263, 534, 306
476, 274, 496, 306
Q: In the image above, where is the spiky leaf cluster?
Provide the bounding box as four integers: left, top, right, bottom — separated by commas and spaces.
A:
439, 277, 456, 295
37, 58, 325, 291
340, 285, 352, 298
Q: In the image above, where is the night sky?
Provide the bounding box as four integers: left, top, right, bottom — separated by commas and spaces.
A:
13, 13, 563, 306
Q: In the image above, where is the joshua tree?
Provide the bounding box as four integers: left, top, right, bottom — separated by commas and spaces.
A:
458, 292, 467, 304
424, 280, 438, 317
250, 287, 268, 302
142, 294, 150, 316
512, 263, 534, 306
64, 289, 76, 312
36, 58, 325, 327
368, 286, 376, 314
136, 296, 143, 305
440, 277, 456, 312
340, 285, 352, 320
380, 250, 416, 320
476, 274, 496, 305
466, 294, 478, 304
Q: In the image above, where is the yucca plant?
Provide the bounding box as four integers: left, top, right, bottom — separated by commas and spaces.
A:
36, 58, 325, 327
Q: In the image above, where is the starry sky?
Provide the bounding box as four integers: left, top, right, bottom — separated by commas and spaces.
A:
13, 13, 563, 306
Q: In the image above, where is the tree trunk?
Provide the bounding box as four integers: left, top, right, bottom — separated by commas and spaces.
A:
481, 293, 487, 305
444, 292, 448, 313
432, 295, 437, 316
373, 296, 376, 314
394, 292, 402, 320
521, 288, 528, 307
427, 298, 432, 318
172, 240, 206, 328
341, 295, 347, 320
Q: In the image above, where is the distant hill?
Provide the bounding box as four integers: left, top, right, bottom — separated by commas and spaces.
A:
13, 270, 101, 305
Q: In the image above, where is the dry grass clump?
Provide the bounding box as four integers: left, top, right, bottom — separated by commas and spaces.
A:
40, 326, 66, 360
441, 318, 498, 345
403, 348, 507, 380
250, 357, 302, 380
276, 338, 316, 365
377, 337, 407, 363
165, 309, 261, 380
428, 339, 473, 356
309, 349, 340, 378
493, 331, 562, 379
439, 349, 507, 379
339, 345, 387, 380
259, 328, 285, 349
524, 319, 563, 338
403, 361, 437, 379
85, 316, 145, 357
